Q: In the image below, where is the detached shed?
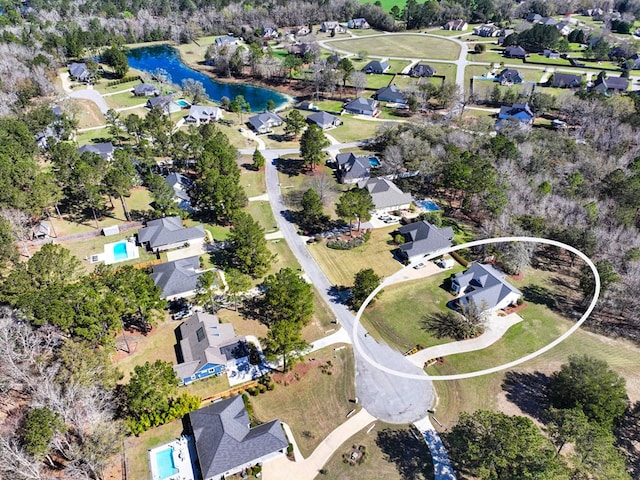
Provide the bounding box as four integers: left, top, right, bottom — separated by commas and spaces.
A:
102, 225, 120, 236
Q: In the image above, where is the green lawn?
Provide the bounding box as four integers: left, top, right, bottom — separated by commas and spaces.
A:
358, 0, 406, 12
329, 35, 461, 60
322, 422, 434, 480
239, 161, 267, 198
468, 49, 508, 65
104, 91, 149, 110
250, 345, 357, 458
387, 59, 411, 73
183, 219, 230, 242
307, 226, 403, 286
244, 200, 277, 232
330, 117, 385, 142
314, 100, 345, 113
75, 127, 111, 145
465, 65, 492, 85
361, 268, 464, 352
95, 78, 146, 95
364, 74, 394, 89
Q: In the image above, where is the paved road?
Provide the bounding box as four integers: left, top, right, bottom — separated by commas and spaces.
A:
68, 87, 110, 114
255, 146, 434, 424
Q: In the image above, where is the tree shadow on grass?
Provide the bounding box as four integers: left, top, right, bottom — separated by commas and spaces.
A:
615, 401, 640, 479
521, 285, 558, 309
274, 157, 304, 177
501, 371, 551, 423
375, 427, 434, 480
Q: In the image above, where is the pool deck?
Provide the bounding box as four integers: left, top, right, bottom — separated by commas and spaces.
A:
148, 436, 196, 480
103, 239, 140, 265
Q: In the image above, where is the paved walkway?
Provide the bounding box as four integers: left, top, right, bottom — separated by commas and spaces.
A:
414, 416, 457, 480
248, 193, 270, 201
262, 409, 376, 480
308, 327, 351, 353
406, 312, 524, 368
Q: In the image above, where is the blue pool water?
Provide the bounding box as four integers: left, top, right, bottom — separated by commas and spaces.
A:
112, 242, 129, 262
369, 157, 381, 167
155, 447, 178, 479
127, 45, 290, 112
175, 99, 190, 108
415, 199, 441, 212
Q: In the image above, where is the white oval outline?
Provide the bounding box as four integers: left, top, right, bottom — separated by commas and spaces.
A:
352, 236, 601, 381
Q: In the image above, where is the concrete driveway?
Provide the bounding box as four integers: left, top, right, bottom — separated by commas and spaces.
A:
165, 238, 207, 262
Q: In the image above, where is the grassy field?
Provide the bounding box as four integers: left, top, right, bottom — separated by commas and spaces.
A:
73, 98, 106, 128
314, 99, 345, 113
365, 74, 394, 89
307, 226, 402, 286
95, 77, 146, 95
330, 116, 385, 142
250, 345, 357, 458
387, 59, 411, 73
322, 421, 434, 480
361, 268, 465, 352
329, 35, 461, 60
104, 91, 149, 110
245, 200, 277, 231
239, 161, 267, 198
358, 0, 406, 12
75, 127, 111, 145
124, 418, 184, 480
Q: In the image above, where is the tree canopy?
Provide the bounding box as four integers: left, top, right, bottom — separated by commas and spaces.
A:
335, 188, 374, 233
351, 268, 381, 309
227, 211, 273, 278
300, 124, 330, 171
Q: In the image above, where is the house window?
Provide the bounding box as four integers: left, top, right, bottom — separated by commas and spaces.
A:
196, 327, 205, 342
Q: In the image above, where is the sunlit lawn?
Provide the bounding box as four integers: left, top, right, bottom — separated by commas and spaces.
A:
75, 128, 111, 145
250, 345, 357, 458
124, 419, 184, 480
73, 98, 106, 128
315, 99, 345, 113
330, 117, 385, 142
104, 91, 148, 110
239, 161, 267, 198
95, 78, 146, 95
364, 74, 394, 89
245, 200, 277, 231
329, 35, 461, 60
307, 226, 402, 286
387, 59, 411, 73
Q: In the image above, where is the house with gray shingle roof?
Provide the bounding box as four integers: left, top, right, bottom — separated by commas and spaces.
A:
146, 94, 181, 114
150, 256, 203, 300
307, 111, 341, 129
137, 216, 206, 252
174, 312, 247, 385
248, 112, 283, 134
189, 395, 288, 480
362, 60, 389, 74
359, 178, 412, 214
186, 105, 223, 125
551, 73, 582, 88
409, 63, 435, 78
344, 97, 378, 116
69, 62, 91, 82
78, 142, 115, 160
165, 172, 193, 208
451, 263, 522, 314
396, 221, 454, 264
132, 83, 160, 96
496, 69, 523, 85
335, 152, 371, 184
375, 85, 406, 104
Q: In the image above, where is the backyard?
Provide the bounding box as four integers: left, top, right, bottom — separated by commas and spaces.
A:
328, 35, 461, 60
330, 117, 385, 143
250, 345, 357, 458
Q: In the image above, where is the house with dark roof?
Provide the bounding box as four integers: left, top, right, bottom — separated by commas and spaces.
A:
362, 60, 390, 74
348, 18, 370, 29
496, 69, 523, 85
69, 62, 91, 82
526, 13, 542, 23
556, 22, 572, 36
443, 19, 468, 31
473, 24, 500, 37
174, 312, 247, 385
189, 395, 288, 480
137, 216, 206, 252
551, 73, 582, 88
539, 17, 558, 26
307, 111, 341, 129
146, 94, 181, 114
409, 63, 435, 78
165, 172, 193, 208
335, 152, 371, 184
450, 263, 522, 314
78, 142, 115, 160
248, 112, 283, 134
375, 85, 406, 104
503, 46, 528, 59
150, 256, 204, 300
396, 221, 454, 264
359, 178, 412, 214
214, 35, 238, 47
498, 102, 534, 123
344, 97, 378, 116
185, 105, 223, 125
591, 76, 629, 94
132, 83, 160, 96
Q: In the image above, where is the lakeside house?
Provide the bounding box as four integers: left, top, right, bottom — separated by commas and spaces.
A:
132, 83, 160, 96
247, 112, 283, 134
185, 105, 223, 125
147, 94, 181, 114
307, 111, 341, 129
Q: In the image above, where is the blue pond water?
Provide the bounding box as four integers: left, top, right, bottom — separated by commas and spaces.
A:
127, 45, 290, 112
154, 447, 178, 479
112, 241, 129, 262
415, 199, 441, 212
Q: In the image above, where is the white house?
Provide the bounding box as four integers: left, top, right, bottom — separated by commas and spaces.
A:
451, 263, 522, 314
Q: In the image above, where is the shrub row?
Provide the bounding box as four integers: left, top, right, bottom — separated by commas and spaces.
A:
107, 75, 141, 86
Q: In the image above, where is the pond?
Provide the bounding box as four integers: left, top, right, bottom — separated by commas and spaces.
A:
127, 45, 290, 112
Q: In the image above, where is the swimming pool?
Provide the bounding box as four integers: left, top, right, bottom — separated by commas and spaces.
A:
155, 447, 178, 480
175, 99, 190, 108
415, 199, 441, 212
112, 241, 129, 262
369, 157, 381, 167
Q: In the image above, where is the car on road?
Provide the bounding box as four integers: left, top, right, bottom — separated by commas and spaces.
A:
173, 309, 192, 320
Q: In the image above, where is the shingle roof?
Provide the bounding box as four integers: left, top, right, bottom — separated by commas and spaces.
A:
375, 85, 406, 103
137, 216, 205, 250
593, 76, 629, 91
410, 64, 435, 77
498, 69, 521, 82
552, 73, 582, 88
147, 94, 174, 110
190, 396, 288, 479
248, 112, 282, 131
69, 62, 88, 79
360, 178, 412, 210
187, 105, 222, 122
78, 142, 114, 159
336, 152, 371, 182
174, 312, 245, 379
150, 256, 202, 298
452, 263, 522, 311
165, 173, 192, 202
344, 97, 377, 115
307, 111, 339, 128
397, 221, 454, 259
362, 60, 389, 73
133, 83, 159, 95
